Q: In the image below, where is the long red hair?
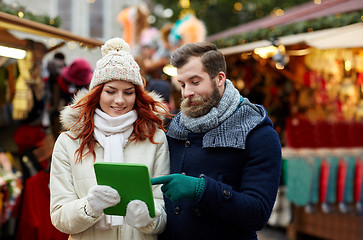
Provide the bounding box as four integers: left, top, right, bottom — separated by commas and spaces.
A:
68, 83, 171, 163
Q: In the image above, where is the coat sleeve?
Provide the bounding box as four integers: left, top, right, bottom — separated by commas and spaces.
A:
137, 129, 170, 234
50, 132, 102, 234
197, 125, 282, 230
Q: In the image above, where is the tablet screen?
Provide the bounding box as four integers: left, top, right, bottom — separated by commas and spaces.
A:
94, 162, 155, 217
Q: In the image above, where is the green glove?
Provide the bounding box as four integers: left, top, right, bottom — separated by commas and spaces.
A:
151, 174, 206, 202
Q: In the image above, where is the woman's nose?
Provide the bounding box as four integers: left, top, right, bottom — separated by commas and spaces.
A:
114, 93, 125, 104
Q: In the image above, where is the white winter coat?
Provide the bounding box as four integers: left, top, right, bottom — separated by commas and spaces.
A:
50, 97, 170, 240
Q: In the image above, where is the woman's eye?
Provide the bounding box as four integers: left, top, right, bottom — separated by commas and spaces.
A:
125, 91, 134, 95
106, 91, 115, 94
192, 81, 199, 85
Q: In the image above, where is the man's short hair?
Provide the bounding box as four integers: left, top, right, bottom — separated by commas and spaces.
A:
170, 42, 226, 79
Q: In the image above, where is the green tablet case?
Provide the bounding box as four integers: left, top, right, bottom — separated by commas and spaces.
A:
94, 162, 155, 217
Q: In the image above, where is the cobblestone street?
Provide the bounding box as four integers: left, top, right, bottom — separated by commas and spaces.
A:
258, 226, 288, 240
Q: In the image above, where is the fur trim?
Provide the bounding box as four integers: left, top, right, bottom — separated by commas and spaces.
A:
147, 90, 168, 119
60, 89, 88, 130
147, 90, 165, 105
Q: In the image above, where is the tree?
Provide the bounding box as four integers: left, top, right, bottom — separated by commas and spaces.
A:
151, 0, 311, 35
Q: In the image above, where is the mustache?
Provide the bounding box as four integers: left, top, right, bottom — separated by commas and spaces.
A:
181, 95, 209, 106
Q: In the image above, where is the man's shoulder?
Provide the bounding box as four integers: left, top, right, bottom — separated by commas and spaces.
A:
227, 100, 269, 128
201, 102, 271, 149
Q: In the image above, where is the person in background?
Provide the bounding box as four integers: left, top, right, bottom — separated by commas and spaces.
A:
54, 57, 93, 133
151, 42, 282, 240
136, 27, 175, 114
44, 52, 66, 136
13, 125, 52, 182
46, 52, 66, 110
50, 37, 170, 240
58, 58, 93, 106
12, 125, 66, 240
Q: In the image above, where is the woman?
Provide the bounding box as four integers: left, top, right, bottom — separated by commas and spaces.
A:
50, 38, 170, 240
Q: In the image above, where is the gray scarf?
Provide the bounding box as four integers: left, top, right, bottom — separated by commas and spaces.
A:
180, 79, 241, 133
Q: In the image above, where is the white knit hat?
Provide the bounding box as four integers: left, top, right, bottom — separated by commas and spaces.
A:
89, 37, 143, 90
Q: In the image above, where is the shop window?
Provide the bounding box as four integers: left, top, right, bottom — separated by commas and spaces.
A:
57, 0, 72, 31
89, 0, 103, 38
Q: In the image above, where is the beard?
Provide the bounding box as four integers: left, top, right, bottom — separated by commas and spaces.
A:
180, 82, 221, 118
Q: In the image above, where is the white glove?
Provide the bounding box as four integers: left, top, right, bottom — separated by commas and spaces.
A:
86, 185, 120, 217
125, 200, 161, 228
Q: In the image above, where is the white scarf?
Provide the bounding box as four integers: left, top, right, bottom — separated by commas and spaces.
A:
93, 108, 138, 229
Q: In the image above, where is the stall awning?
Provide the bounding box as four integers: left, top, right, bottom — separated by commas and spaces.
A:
301, 22, 363, 49
207, 0, 363, 42
220, 23, 363, 56
0, 11, 103, 49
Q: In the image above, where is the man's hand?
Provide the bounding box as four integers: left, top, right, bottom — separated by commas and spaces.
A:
151, 174, 205, 202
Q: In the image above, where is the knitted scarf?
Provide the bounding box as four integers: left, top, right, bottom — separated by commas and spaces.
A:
94, 108, 137, 163
93, 108, 138, 229
180, 79, 241, 133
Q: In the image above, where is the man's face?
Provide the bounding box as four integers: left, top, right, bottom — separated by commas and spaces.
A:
177, 56, 222, 118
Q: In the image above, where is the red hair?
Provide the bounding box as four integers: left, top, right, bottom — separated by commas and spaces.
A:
68, 83, 171, 163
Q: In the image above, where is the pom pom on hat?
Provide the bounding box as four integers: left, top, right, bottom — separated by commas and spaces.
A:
101, 37, 131, 56
89, 37, 143, 90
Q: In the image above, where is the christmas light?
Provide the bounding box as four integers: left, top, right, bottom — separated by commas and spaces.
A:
0, 46, 26, 59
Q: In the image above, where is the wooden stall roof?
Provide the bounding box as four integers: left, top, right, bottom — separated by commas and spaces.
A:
0, 11, 103, 49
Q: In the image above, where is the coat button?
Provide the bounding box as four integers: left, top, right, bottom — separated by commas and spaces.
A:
194, 208, 202, 216
174, 206, 181, 215
223, 189, 231, 197
185, 141, 191, 147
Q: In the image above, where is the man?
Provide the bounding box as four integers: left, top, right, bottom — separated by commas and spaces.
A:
151, 42, 282, 240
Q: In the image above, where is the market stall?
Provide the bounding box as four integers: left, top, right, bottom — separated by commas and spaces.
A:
0, 11, 102, 239
0, 11, 103, 146
219, 22, 363, 240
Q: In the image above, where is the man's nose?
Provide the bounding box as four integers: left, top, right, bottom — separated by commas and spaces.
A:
183, 85, 194, 98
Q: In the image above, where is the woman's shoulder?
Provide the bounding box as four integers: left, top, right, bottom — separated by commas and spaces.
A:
129, 128, 167, 147
153, 128, 167, 141
55, 131, 78, 144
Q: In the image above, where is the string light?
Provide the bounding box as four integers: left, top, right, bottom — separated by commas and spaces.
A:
163, 64, 177, 77
180, 0, 190, 9
0, 46, 26, 59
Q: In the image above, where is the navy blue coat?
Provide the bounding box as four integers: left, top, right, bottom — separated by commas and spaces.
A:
160, 99, 282, 240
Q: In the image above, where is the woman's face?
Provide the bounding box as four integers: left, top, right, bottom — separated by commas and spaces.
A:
99, 80, 136, 117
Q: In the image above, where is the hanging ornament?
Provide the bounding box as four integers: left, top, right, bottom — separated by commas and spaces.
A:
12, 51, 34, 120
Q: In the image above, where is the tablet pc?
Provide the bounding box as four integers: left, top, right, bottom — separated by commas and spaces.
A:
94, 162, 155, 217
